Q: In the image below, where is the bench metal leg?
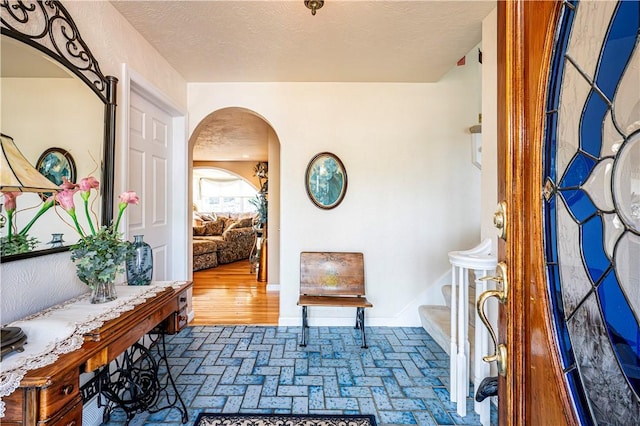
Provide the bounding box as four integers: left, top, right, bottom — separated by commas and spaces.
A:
357, 307, 368, 349
299, 306, 308, 347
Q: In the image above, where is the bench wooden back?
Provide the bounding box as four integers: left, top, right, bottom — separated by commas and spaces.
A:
300, 252, 365, 297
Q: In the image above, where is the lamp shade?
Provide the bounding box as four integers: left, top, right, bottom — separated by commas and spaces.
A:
1, 134, 61, 193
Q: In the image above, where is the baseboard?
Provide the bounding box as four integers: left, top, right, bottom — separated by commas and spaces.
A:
266, 283, 280, 292
279, 316, 426, 328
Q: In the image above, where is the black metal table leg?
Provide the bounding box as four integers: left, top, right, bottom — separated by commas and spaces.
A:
99, 327, 188, 424
299, 306, 308, 347
357, 307, 368, 349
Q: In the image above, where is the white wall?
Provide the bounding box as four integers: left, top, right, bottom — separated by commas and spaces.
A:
1, 0, 482, 327
1, 1, 187, 324
481, 8, 499, 249
189, 53, 482, 326
267, 127, 281, 289
481, 7, 500, 377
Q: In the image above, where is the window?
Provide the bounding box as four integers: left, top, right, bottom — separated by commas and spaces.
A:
193, 168, 257, 214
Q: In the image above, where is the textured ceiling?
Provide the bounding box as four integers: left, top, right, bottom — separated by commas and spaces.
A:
193, 108, 271, 162
111, 0, 495, 83
110, 0, 495, 161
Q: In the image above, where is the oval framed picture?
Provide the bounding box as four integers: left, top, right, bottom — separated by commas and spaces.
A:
305, 152, 347, 209
36, 147, 76, 198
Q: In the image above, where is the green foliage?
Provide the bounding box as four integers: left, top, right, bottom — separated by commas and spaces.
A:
70, 226, 133, 287
1, 234, 39, 256
249, 193, 267, 225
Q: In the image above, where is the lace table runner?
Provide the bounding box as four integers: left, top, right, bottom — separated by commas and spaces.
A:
0, 281, 186, 417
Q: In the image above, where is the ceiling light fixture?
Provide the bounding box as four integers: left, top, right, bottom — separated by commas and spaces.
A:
304, 0, 324, 16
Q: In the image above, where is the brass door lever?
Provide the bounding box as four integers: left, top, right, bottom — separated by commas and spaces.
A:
477, 261, 508, 376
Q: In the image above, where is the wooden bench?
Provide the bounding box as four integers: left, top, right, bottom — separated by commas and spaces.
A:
297, 252, 373, 348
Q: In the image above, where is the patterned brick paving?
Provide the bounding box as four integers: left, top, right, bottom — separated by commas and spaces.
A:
103, 326, 497, 426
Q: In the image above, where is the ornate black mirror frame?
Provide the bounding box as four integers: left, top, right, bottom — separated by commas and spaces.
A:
1, 0, 117, 262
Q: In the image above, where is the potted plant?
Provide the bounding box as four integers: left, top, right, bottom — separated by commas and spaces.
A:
58, 177, 139, 303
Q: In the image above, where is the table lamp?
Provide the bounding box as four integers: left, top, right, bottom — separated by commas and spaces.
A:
1, 133, 61, 359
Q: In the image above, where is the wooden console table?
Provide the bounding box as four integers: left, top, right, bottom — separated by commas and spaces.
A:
1, 281, 192, 425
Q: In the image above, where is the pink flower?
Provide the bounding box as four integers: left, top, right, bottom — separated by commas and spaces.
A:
2, 192, 21, 212
114, 191, 139, 232
119, 191, 139, 205
60, 177, 78, 191
78, 176, 99, 192
57, 189, 85, 237
56, 189, 76, 211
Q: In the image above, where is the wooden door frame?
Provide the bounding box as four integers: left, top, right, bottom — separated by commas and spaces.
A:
498, 1, 578, 424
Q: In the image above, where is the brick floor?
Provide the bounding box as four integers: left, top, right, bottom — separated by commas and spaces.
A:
102, 326, 497, 426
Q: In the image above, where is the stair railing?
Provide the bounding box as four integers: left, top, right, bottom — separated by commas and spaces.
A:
448, 238, 496, 425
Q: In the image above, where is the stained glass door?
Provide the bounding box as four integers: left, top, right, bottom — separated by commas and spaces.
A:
542, 1, 640, 424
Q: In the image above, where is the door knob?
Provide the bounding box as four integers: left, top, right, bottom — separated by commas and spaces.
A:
478, 261, 508, 376
493, 201, 507, 240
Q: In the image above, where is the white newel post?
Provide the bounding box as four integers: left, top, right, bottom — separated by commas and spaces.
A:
448, 239, 497, 425
449, 264, 458, 404
474, 268, 492, 426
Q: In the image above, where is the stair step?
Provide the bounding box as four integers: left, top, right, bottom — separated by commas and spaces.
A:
442, 285, 452, 308
418, 305, 475, 358
441, 284, 477, 321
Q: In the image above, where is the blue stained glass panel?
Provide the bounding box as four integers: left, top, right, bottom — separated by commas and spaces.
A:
544, 112, 558, 183
552, 0, 575, 105
579, 91, 608, 158
544, 195, 558, 263
547, 263, 574, 367
595, 1, 640, 100
581, 215, 610, 283
565, 368, 595, 426
560, 189, 597, 223
560, 153, 597, 188
597, 270, 640, 396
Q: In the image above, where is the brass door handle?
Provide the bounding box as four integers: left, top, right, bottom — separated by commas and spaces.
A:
493, 201, 507, 240
477, 261, 508, 376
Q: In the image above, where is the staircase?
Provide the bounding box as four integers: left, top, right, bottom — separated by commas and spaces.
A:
418, 239, 497, 426
418, 276, 477, 359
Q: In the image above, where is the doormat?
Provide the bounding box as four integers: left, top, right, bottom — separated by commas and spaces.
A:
194, 413, 377, 426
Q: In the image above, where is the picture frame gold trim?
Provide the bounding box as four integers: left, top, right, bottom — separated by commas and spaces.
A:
305, 152, 347, 209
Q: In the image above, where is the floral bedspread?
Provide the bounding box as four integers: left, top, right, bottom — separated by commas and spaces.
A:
0, 281, 186, 417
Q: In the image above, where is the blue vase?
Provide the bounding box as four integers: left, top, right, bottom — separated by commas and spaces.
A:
126, 235, 153, 285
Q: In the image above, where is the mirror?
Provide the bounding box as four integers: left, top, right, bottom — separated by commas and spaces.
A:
1, 0, 117, 262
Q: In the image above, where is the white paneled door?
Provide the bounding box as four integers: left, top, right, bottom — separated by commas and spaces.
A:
127, 91, 174, 281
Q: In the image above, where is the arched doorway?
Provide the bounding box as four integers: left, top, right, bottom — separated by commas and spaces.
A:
189, 107, 280, 325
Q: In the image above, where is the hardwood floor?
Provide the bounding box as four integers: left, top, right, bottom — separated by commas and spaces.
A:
191, 260, 279, 325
